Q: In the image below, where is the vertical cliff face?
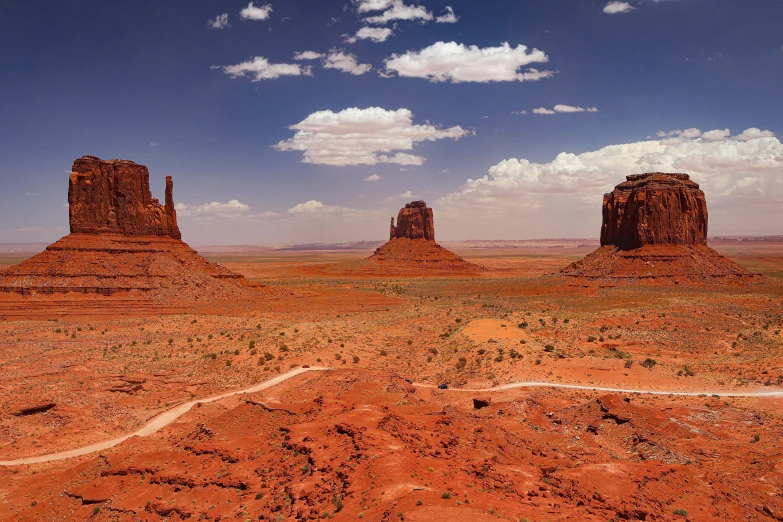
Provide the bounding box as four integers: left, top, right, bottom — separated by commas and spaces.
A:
600, 173, 708, 250
68, 155, 180, 239
390, 201, 435, 241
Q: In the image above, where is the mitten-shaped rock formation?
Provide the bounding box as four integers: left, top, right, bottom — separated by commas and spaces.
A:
69, 156, 180, 238
600, 173, 707, 249
390, 201, 435, 241
0, 156, 261, 310
562, 173, 755, 284
370, 201, 480, 272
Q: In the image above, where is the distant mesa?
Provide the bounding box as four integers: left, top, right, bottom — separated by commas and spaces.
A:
0, 156, 260, 308
370, 201, 481, 272
561, 173, 757, 284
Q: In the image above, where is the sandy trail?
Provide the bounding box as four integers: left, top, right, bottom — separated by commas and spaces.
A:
0, 366, 331, 467
2, 367, 781, 466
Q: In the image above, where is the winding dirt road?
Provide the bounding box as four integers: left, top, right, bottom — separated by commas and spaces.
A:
1, 367, 780, 467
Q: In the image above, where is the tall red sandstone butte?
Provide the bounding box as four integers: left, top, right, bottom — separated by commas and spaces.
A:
601, 173, 707, 249
0, 156, 258, 308
69, 155, 181, 238
562, 173, 755, 283
390, 200, 435, 241
370, 201, 480, 271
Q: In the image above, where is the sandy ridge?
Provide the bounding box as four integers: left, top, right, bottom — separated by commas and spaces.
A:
2, 367, 781, 467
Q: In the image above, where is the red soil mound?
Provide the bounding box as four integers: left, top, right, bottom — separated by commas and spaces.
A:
0, 234, 252, 299
561, 244, 757, 284
369, 238, 482, 272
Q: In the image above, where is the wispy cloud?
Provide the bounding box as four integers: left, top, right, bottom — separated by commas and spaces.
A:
212, 57, 311, 81
207, 13, 230, 29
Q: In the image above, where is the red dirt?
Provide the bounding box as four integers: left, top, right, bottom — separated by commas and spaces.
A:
2, 370, 782, 521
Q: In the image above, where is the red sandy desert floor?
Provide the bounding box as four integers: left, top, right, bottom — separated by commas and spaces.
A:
0, 242, 782, 521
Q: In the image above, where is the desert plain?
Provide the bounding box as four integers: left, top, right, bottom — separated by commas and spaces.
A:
0, 239, 781, 522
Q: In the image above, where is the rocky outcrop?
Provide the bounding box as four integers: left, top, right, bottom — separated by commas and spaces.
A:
0, 156, 263, 306
68, 156, 180, 239
601, 173, 707, 250
371, 201, 480, 272
390, 201, 435, 241
562, 173, 756, 284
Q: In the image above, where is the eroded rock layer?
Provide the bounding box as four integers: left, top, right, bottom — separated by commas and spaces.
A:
69, 155, 180, 239
564, 173, 756, 284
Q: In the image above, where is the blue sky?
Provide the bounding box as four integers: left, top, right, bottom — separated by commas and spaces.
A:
1, 0, 781, 244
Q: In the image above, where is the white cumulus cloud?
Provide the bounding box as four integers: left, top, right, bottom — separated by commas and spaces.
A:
274, 107, 471, 166
364, 174, 384, 181
382, 42, 552, 83
323, 50, 373, 75
208, 13, 230, 29
436, 6, 459, 23
212, 57, 311, 81
435, 128, 783, 239
604, 1, 635, 14
239, 2, 272, 21
176, 200, 251, 219
345, 26, 394, 44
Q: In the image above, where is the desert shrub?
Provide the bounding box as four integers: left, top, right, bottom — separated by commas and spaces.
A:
249, 340, 255, 349
518, 322, 528, 329
250, 349, 257, 356
408, 340, 413, 345
353, 356, 359, 363
225, 360, 232, 366
168, 338, 174, 345
264, 352, 274, 361
279, 345, 289, 352
380, 350, 388, 356
673, 509, 688, 517
535, 359, 541, 365
640, 358, 657, 369
477, 349, 486, 355
624, 360, 633, 369
544, 345, 554, 352
441, 492, 451, 499
587, 336, 596, 342
456, 357, 467, 370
